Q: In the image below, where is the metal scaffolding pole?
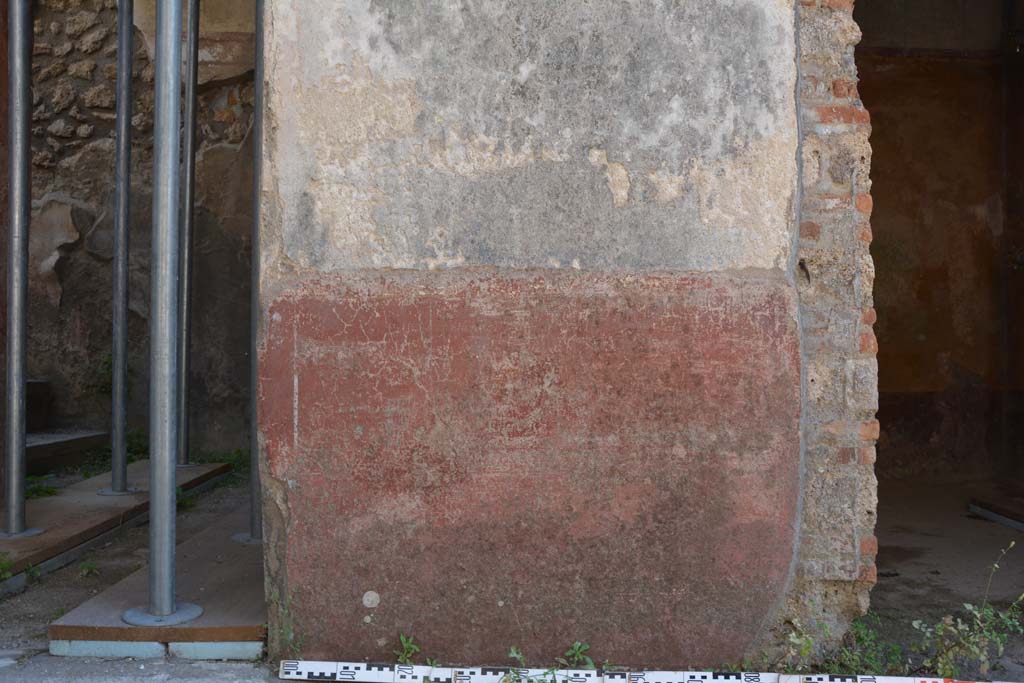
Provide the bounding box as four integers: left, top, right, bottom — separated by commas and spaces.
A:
2, 0, 39, 539
100, 0, 136, 498
176, 0, 199, 468
235, 0, 264, 544
123, 0, 201, 626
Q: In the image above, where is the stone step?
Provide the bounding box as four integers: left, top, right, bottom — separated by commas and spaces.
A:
26, 380, 53, 432
26, 429, 108, 475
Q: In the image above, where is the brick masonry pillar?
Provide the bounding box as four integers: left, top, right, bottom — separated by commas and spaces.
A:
755, 0, 878, 653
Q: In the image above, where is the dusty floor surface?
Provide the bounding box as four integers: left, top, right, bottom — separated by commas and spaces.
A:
872, 479, 1024, 681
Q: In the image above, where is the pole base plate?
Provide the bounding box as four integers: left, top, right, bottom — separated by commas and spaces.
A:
0, 527, 45, 539
122, 602, 203, 627
231, 532, 263, 546
97, 487, 141, 497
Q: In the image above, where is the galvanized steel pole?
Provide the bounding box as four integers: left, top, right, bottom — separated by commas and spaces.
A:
102, 0, 135, 497
248, 0, 264, 542
2, 0, 37, 538
176, 0, 199, 468
122, 0, 201, 626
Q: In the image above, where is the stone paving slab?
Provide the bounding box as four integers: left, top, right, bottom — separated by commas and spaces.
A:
49, 505, 266, 645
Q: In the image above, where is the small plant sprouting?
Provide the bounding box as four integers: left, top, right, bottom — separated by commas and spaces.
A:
26, 476, 58, 499
825, 613, 907, 675
76, 428, 148, 480
394, 633, 421, 665
426, 658, 439, 667
557, 642, 595, 670
505, 647, 524, 667
0, 552, 12, 581
176, 486, 196, 511
78, 559, 99, 578
772, 617, 818, 674
274, 593, 304, 660
505, 647, 533, 683
25, 563, 41, 583
504, 647, 561, 683
508, 646, 526, 669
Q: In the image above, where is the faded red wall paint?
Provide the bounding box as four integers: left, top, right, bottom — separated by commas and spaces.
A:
260, 271, 801, 666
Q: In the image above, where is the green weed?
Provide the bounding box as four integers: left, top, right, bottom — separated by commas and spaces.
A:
394, 633, 421, 665
77, 428, 148, 479
557, 642, 595, 670
912, 543, 1023, 678
77, 559, 99, 578
192, 447, 249, 486
176, 486, 197, 510
822, 613, 908, 675
0, 552, 12, 581
25, 475, 58, 499
507, 646, 526, 669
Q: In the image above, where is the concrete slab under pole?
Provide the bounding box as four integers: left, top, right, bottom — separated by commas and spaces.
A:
48, 504, 266, 659
0, 460, 229, 585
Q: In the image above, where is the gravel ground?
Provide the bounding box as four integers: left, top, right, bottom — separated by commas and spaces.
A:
0, 654, 274, 682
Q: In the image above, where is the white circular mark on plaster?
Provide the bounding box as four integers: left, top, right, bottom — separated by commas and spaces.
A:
362, 590, 381, 609
497, 600, 505, 607
363, 615, 373, 624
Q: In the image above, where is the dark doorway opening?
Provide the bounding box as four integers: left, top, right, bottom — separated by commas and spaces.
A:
854, 0, 1024, 676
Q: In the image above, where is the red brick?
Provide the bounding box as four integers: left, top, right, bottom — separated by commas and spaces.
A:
858, 446, 876, 465
823, 420, 851, 436
838, 447, 855, 464
859, 329, 878, 355
858, 220, 873, 243
800, 221, 822, 240
862, 308, 877, 325
855, 193, 873, 214
857, 563, 878, 585
859, 535, 878, 556
823, 0, 854, 11
816, 105, 870, 125
832, 79, 858, 98
859, 419, 880, 441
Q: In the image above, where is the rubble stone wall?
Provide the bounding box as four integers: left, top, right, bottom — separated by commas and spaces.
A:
27, 0, 254, 451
